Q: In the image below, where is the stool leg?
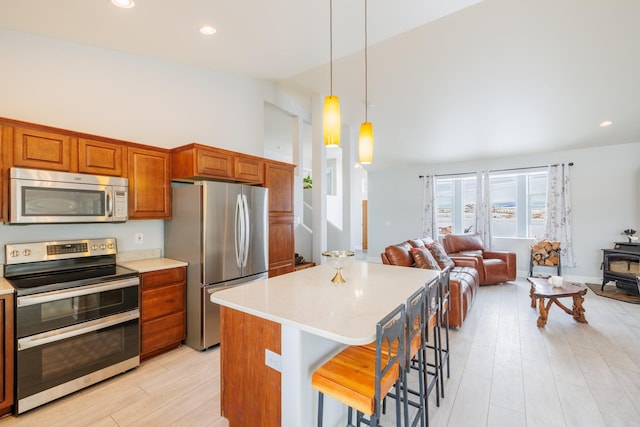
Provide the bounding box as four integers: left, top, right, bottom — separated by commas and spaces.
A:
317, 392, 324, 427
438, 321, 445, 399
433, 325, 440, 407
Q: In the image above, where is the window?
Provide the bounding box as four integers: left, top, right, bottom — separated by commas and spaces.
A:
435, 171, 547, 238
435, 176, 476, 235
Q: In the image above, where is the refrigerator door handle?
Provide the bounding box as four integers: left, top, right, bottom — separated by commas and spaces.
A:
235, 194, 243, 268
242, 193, 250, 267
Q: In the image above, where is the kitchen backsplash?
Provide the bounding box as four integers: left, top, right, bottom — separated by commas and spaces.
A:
117, 248, 162, 263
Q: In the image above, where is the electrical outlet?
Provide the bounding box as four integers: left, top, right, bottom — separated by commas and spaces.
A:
135, 233, 143, 244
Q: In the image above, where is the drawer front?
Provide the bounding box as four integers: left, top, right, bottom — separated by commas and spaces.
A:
141, 283, 185, 322
141, 311, 185, 355
140, 267, 186, 290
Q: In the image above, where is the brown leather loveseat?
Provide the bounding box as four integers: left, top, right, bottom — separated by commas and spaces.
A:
442, 234, 516, 285
381, 237, 480, 328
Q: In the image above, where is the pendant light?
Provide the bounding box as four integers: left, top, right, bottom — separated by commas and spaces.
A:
359, 0, 373, 164
323, 0, 341, 147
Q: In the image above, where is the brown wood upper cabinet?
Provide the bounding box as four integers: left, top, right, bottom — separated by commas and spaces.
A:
127, 145, 171, 220
78, 138, 125, 177
171, 143, 264, 185
11, 126, 76, 172
265, 161, 294, 216
235, 154, 265, 184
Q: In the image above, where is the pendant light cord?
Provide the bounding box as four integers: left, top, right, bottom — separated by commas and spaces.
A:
330, 0, 334, 96
364, 0, 368, 121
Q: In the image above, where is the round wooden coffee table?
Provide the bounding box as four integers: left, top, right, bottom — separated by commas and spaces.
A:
527, 277, 588, 327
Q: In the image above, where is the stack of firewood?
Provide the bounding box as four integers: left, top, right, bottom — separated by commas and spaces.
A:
531, 240, 560, 266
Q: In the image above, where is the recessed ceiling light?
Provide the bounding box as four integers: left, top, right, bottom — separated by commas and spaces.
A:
111, 0, 135, 8
599, 120, 614, 127
200, 26, 216, 35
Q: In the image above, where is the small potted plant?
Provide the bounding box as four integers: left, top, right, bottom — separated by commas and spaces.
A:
303, 175, 312, 190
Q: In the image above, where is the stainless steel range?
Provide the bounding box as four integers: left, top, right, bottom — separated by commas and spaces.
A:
3, 238, 140, 414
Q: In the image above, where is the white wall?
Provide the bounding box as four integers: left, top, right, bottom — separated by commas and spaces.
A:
0, 28, 306, 262
368, 142, 640, 283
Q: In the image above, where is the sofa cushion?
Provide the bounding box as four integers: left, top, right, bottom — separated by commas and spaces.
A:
443, 233, 485, 253
410, 247, 441, 270
458, 249, 483, 257
453, 266, 480, 284
425, 241, 455, 270
408, 237, 435, 249
383, 241, 415, 267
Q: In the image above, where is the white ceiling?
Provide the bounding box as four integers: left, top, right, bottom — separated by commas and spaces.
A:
1, 0, 639, 171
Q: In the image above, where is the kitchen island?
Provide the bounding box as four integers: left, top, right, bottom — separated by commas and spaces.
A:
211, 260, 441, 427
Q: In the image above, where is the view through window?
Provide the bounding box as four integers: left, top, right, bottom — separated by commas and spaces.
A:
435, 171, 547, 238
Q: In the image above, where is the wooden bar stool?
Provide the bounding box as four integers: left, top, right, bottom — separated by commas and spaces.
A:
312, 304, 406, 426
401, 286, 427, 427
437, 268, 451, 398
364, 286, 428, 426
421, 278, 441, 419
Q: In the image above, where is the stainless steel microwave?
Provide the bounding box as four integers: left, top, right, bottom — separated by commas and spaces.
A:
9, 167, 128, 224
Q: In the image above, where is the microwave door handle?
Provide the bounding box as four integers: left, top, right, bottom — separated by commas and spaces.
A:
106, 189, 113, 218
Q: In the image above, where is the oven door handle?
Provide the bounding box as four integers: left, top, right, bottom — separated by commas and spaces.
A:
16, 277, 140, 307
17, 309, 139, 351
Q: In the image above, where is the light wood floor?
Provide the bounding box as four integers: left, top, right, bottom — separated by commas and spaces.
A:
2, 277, 639, 427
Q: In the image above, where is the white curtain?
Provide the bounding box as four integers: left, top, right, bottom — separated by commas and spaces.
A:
475, 171, 492, 249
421, 175, 436, 239
545, 163, 575, 267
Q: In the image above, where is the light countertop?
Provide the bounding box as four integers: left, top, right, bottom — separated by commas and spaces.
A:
118, 257, 187, 273
0, 277, 14, 295
211, 261, 440, 345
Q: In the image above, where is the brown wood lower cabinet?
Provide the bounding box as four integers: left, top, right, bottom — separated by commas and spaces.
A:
139, 267, 186, 361
268, 216, 295, 277
0, 293, 14, 416
220, 307, 281, 426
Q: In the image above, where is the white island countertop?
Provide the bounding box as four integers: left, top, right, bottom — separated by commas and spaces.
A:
211, 260, 441, 345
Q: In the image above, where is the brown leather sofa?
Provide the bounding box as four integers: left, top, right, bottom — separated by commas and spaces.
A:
381, 237, 480, 328
442, 234, 516, 285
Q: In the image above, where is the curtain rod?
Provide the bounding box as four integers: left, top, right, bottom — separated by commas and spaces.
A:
418, 162, 574, 179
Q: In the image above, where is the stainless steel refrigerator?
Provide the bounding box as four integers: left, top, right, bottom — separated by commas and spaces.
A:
164, 181, 268, 350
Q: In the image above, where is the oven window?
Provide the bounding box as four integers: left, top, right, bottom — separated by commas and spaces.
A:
42, 327, 125, 381
16, 285, 138, 338
22, 187, 105, 216
40, 290, 125, 323
17, 317, 139, 401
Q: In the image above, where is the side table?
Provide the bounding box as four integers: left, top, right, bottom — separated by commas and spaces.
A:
527, 277, 588, 327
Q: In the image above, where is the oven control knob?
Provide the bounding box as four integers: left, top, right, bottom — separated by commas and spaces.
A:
10, 250, 20, 258
100, 244, 106, 250
22, 249, 32, 257
108, 243, 114, 249
91, 244, 99, 251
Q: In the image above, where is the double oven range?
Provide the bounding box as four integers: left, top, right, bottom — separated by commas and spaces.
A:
4, 238, 140, 414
